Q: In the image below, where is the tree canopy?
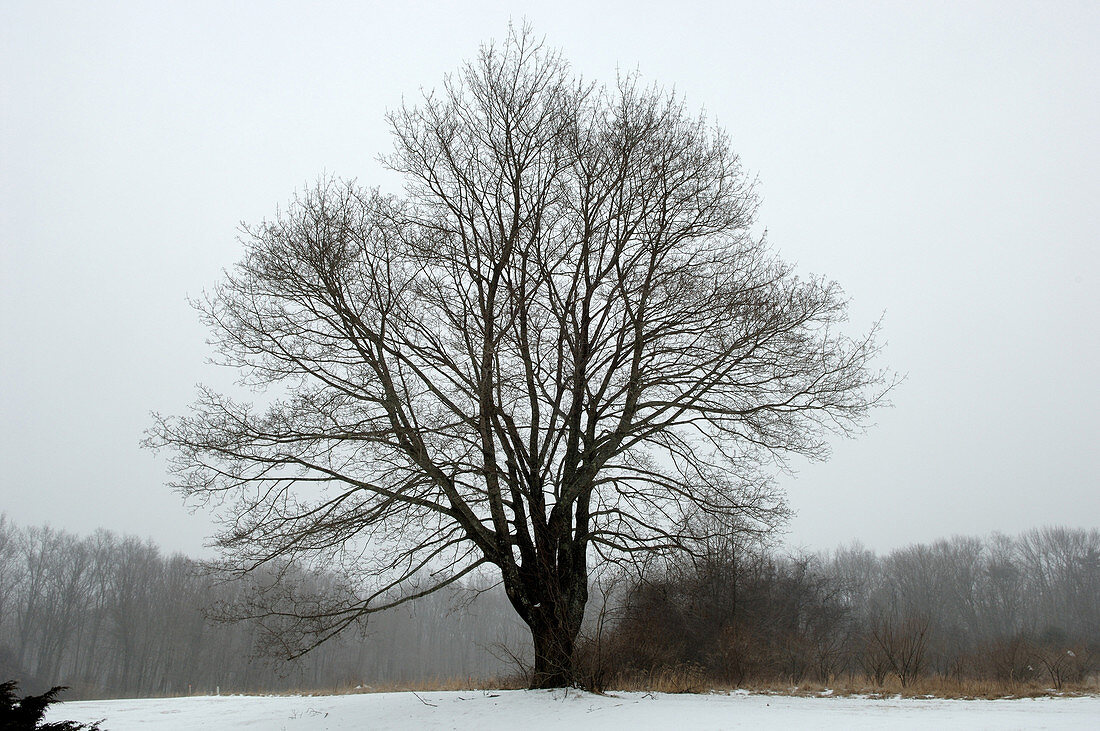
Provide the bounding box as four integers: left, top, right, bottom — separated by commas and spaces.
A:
149, 26, 891, 686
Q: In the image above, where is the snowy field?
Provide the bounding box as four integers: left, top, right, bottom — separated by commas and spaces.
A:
47, 689, 1100, 730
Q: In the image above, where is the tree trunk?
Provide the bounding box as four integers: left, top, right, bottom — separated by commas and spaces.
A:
520, 559, 589, 688
530, 614, 579, 688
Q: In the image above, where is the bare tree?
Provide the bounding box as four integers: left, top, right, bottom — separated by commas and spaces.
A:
148, 26, 891, 687
868, 611, 930, 687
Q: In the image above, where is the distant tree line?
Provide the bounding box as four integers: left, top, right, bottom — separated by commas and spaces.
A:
2, 514, 1097, 697
590, 526, 1100, 690
0, 516, 525, 699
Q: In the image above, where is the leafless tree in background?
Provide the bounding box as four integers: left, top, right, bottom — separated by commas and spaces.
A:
147, 26, 890, 686
1, 514, 1096, 695
867, 611, 930, 688
0, 516, 527, 697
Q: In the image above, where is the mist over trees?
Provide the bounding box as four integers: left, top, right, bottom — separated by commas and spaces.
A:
148, 25, 890, 687
0, 516, 525, 699
593, 526, 1099, 690
2, 513, 1096, 699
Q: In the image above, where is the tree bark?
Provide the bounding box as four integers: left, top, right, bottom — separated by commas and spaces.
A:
530, 615, 578, 688
513, 541, 589, 688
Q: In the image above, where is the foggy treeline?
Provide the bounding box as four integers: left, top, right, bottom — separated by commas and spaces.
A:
594, 526, 1099, 690
2, 514, 1097, 698
0, 516, 526, 699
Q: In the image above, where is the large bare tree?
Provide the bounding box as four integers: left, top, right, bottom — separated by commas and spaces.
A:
149, 27, 890, 687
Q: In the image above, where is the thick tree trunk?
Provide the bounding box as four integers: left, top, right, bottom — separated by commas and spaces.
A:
504, 495, 591, 688
530, 614, 580, 688
520, 560, 589, 688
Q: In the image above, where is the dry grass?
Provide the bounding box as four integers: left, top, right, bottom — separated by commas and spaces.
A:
263, 675, 527, 696
695, 675, 1097, 700
190, 671, 1100, 700
583, 670, 1100, 699
600, 665, 710, 695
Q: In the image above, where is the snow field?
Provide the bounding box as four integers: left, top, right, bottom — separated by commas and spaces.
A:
48, 689, 1100, 730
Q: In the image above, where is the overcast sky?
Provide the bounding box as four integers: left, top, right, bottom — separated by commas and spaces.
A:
2, 1, 1097, 557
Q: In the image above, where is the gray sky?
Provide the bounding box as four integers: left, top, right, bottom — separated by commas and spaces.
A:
2, 1, 1097, 557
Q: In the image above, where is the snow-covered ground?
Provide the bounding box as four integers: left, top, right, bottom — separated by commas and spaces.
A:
47, 689, 1100, 730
